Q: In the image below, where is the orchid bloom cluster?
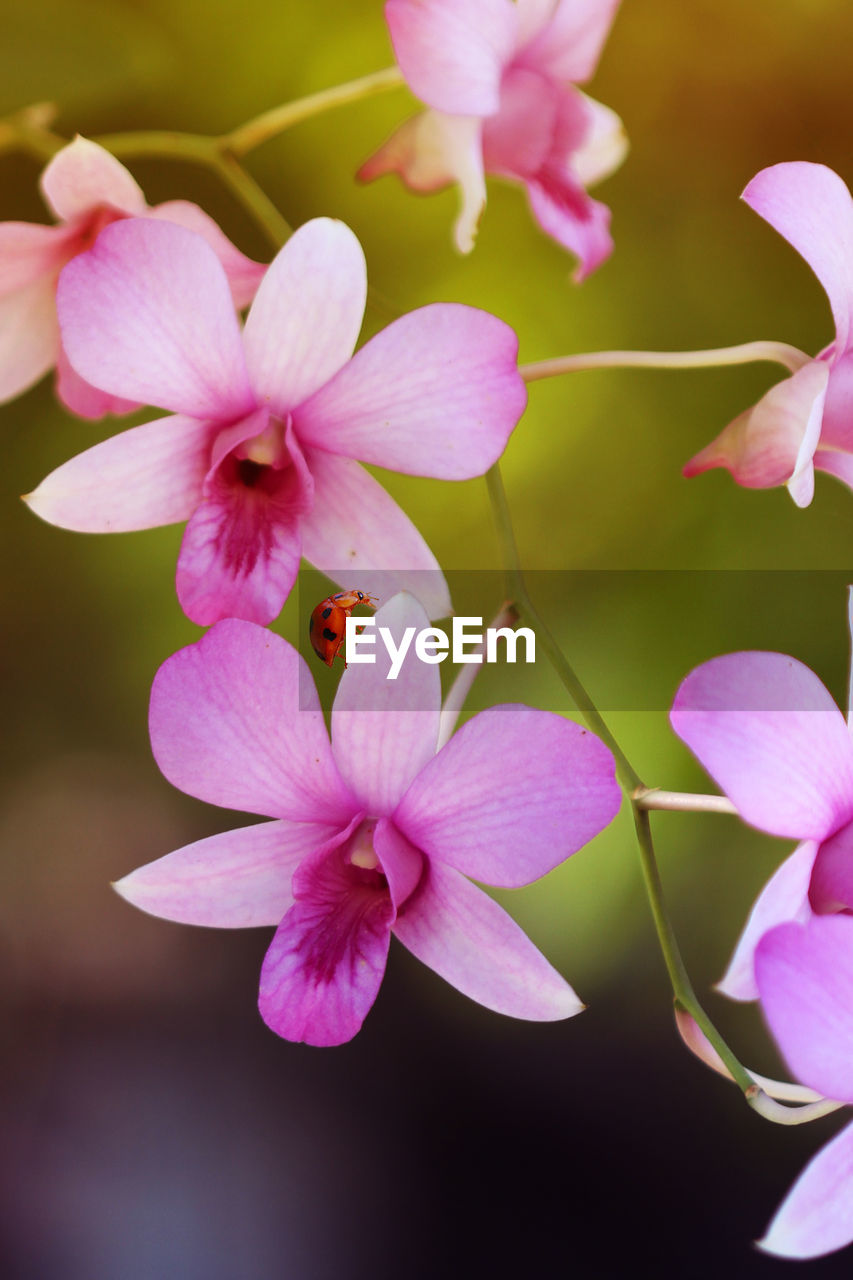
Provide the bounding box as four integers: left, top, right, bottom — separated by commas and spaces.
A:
7, 0, 853, 1265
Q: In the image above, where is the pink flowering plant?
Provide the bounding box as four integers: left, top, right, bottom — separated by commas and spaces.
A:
8, 0, 853, 1266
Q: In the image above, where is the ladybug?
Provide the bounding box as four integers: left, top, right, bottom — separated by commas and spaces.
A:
309, 589, 379, 667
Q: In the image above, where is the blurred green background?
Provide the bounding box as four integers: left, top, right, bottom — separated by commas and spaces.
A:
3, 1, 853, 1275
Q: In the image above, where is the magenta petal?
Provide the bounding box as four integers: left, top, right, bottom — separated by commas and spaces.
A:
743, 163, 853, 355
670, 652, 853, 840
386, 0, 517, 117
755, 916, 853, 1102
374, 818, 424, 909
299, 449, 452, 620
56, 218, 254, 419
332, 594, 441, 816
393, 858, 583, 1019
0, 276, 59, 402
759, 1120, 853, 1260
243, 219, 366, 414
149, 620, 358, 826
295, 303, 526, 479
145, 200, 266, 309
518, 0, 621, 84
114, 818, 337, 928
717, 841, 818, 1001
40, 136, 147, 220
525, 173, 613, 281
24, 414, 212, 532
258, 836, 394, 1045
394, 707, 620, 888
810, 819, 853, 912
176, 483, 303, 626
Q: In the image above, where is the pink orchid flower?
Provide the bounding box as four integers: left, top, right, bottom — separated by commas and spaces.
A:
359, 0, 626, 280
26, 215, 527, 625
670, 601, 853, 1002
114, 594, 622, 1045
684, 162, 853, 507
0, 135, 265, 418
753, 916, 853, 1258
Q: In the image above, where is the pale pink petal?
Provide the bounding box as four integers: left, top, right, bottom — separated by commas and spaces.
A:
0, 275, 59, 402
717, 841, 818, 1001
517, 0, 621, 83
386, 0, 517, 116
332, 593, 441, 816
149, 619, 358, 826
482, 68, 559, 177
671, 652, 853, 840
571, 94, 628, 188
515, 0, 559, 46
40, 136, 147, 221
54, 344, 141, 419
0, 221, 74, 293
393, 858, 583, 1019
295, 303, 526, 479
243, 219, 366, 413
114, 818, 338, 928
56, 218, 254, 420
359, 112, 487, 255
683, 361, 829, 507
299, 449, 452, 620
258, 835, 393, 1045
146, 199, 266, 308
810, 819, 853, 912
756, 916, 853, 1102
813, 448, 853, 494
525, 175, 613, 281
176, 483, 303, 627
373, 818, 424, 908
744, 163, 853, 355
759, 1120, 853, 1260
394, 707, 620, 888
24, 414, 212, 532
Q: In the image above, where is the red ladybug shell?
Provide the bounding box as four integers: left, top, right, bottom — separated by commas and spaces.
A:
309, 589, 378, 667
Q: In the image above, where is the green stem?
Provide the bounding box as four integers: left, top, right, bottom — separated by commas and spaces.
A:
222, 65, 406, 157
520, 340, 811, 383
485, 461, 756, 1097
210, 150, 292, 248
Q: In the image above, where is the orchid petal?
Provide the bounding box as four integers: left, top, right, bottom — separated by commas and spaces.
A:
359, 113, 487, 254
149, 619, 358, 826
517, 0, 621, 83
717, 841, 818, 1001
40, 136, 147, 220
813, 448, 853, 494
393, 858, 583, 1019
385, 0, 517, 117
258, 835, 393, 1045
243, 219, 366, 414
756, 916, 853, 1102
0, 221, 73, 293
55, 344, 141, 419
374, 818, 424, 909
299, 449, 451, 620
146, 200, 266, 309
295, 303, 525, 478
819, 350, 853, 450
810, 820, 853, 912
24, 414, 212, 532
759, 1119, 853, 1260
114, 818, 337, 928
482, 68, 559, 178
56, 218, 254, 420
394, 707, 620, 888
671, 652, 853, 840
572, 94, 629, 188
744, 163, 853, 355
515, 0, 559, 46
332, 593, 441, 816
683, 361, 829, 506
526, 176, 613, 281
0, 275, 59, 402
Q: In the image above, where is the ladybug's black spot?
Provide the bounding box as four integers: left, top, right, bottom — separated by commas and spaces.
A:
321, 606, 333, 619
322, 627, 338, 642
236, 459, 265, 487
